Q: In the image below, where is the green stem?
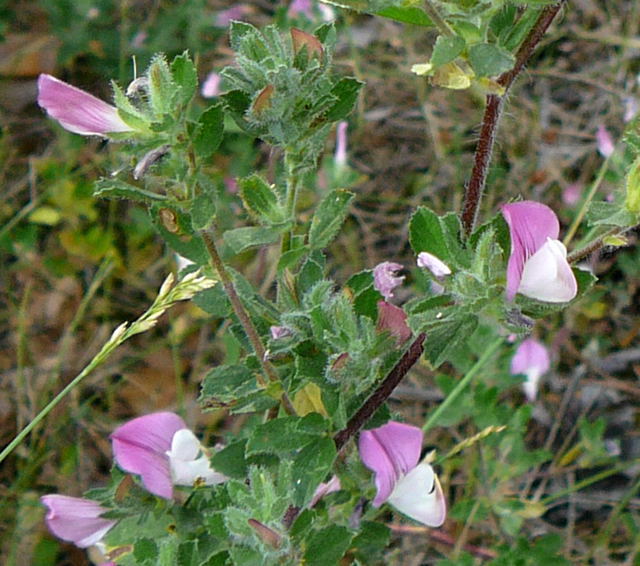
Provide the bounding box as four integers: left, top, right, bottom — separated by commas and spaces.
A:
563, 155, 612, 247
423, 0, 456, 37
423, 337, 503, 432
0, 329, 122, 465
281, 152, 301, 255
540, 461, 638, 506
200, 230, 296, 415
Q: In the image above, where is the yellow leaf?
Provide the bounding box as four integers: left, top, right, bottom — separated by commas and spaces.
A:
293, 383, 328, 417
29, 205, 62, 225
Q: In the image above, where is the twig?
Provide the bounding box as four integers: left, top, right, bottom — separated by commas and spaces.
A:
567, 226, 634, 264
200, 230, 296, 415
333, 333, 426, 451
423, 0, 456, 37
460, 1, 567, 237
389, 524, 498, 560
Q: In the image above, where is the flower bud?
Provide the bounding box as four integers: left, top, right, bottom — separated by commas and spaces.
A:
624, 157, 640, 215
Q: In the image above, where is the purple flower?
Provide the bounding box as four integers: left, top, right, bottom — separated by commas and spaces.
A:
359, 421, 446, 527
111, 412, 225, 500
373, 262, 404, 300
417, 251, 451, 278
502, 201, 577, 303
377, 301, 411, 343
596, 125, 615, 158
40, 495, 116, 548
511, 338, 550, 401
37, 74, 133, 137
288, 0, 313, 18
201, 71, 221, 98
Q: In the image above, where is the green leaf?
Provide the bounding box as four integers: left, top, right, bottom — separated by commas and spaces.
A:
587, 200, 637, 228
308, 189, 354, 249
199, 365, 259, 410
192, 283, 231, 317
228, 20, 259, 52
291, 437, 336, 506
278, 245, 310, 273
134, 538, 159, 565
246, 414, 328, 456
149, 203, 209, 265
410, 307, 478, 368
325, 78, 363, 122
304, 525, 353, 566
171, 51, 198, 106
376, 6, 433, 26
193, 104, 224, 159
430, 35, 466, 68
190, 192, 216, 231
409, 206, 452, 263
238, 174, 287, 226
94, 178, 167, 203
468, 43, 515, 77
210, 440, 248, 479
223, 226, 281, 254
148, 55, 175, 116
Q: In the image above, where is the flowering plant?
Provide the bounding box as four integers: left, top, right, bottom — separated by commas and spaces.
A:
4, 2, 639, 564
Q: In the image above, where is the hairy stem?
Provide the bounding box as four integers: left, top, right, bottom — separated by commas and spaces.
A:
281, 152, 301, 255
200, 230, 296, 414
423, 0, 456, 37
567, 225, 637, 264
333, 333, 426, 451
460, 1, 567, 237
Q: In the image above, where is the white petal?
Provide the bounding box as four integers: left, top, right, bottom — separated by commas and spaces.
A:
522, 368, 542, 402
168, 429, 200, 460
387, 463, 446, 527
518, 238, 577, 303
170, 455, 226, 486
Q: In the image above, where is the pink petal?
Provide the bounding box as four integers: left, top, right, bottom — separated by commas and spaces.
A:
511, 338, 550, 401
416, 251, 451, 278
201, 72, 221, 98
270, 325, 292, 340
310, 475, 341, 507
373, 262, 405, 300
38, 74, 133, 137
562, 183, 582, 206
596, 125, 615, 158
359, 421, 422, 506
111, 411, 186, 499
501, 201, 560, 301
377, 301, 412, 343
40, 495, 116, 548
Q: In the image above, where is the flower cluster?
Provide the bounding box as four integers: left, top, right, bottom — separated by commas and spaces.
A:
41, 412, 224, 553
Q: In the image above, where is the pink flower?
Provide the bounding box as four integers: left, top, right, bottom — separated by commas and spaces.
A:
201, 72, 221, 98
377, 301, 411, 343
417, 251, 451, 278
310, 475, 341, 507
373, 262, 404, 300
562, 183, 582, 206
288, 0, 313, 18
623, 97, 638, 123
502, 201, 577, 303
596, 125, 615, 158
40, 495, 116, 548
511, 338, 550, 401
111, 412, 225, 500
215, 5, 251, 27
37, 74, 133, 137
359, 421, 446, 527
270, 325, 292, 340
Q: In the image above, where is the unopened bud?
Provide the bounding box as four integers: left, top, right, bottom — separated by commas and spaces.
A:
291, 28, 323, 62
247, 519, 282, 549
252, 84, 275, 115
